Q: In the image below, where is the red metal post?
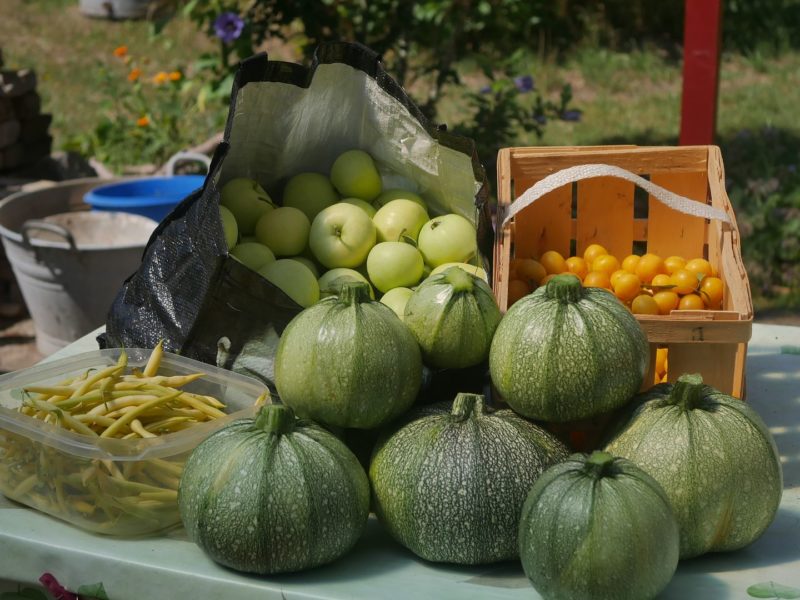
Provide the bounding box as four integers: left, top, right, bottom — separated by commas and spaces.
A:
679, 0, 723, 145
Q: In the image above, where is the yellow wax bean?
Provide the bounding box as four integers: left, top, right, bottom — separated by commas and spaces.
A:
142, 340, 164, 378
11, 473, 38, 496
177, 391, 226, 409
70, 364, 124, 398
174, 394, 227, 419
145, 416, 193, 432
74, 413, 116, 427
71, 499, 96, 514
27, 399, 97, 436
130, 419, 156, 439
148, 458, 185, 478
144, 468, 181, 491
87, 394, 163, 416
100, 391, 182, 438
139, 490, 178, 502
254, 391, 270, 407
23, 385, 75, 396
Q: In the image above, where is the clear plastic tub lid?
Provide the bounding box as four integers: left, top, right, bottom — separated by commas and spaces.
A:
0, 348, 268, 461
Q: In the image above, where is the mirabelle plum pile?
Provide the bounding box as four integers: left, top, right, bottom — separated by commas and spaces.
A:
508, 243, 724, 315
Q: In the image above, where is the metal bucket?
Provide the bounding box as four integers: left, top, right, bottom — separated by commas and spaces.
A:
0, 179, 157, 355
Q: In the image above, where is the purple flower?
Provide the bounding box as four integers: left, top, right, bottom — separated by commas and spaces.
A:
479, 84, 492, 94
560, 109, 582, 122
39, 573, 79, 600
214, 12, 245, 44
533, 114, 547, 125
513, 75, 534, 93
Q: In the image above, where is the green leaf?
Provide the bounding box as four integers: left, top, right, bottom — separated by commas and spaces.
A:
182, 0, 199, 15
747, 582, 800, 599
77, 582, 110, 600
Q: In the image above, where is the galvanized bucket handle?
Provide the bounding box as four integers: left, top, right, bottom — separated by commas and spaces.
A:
21, 220, 78, 253
164, 151, 212, 176
500, 163, 733, 229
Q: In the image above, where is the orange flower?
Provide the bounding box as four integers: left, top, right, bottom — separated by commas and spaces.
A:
168, 70, 182, 82
113, 45, 128, 58
136, 115, 151, 127
128, 67, 142, 82
153, 71, 169, 85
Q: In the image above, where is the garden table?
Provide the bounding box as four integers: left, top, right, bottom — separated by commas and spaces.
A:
1, 323, 798, 599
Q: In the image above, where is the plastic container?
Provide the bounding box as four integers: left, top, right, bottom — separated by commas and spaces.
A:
83, 175, 206, 222
0, 348, 267, 537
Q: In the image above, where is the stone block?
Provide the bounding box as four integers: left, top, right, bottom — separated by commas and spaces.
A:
11, 92, 41, 119
0, 142, 24, 171
0, 69, 36, 98
19, 114, 51, 144
0, 98, 13, 122
0, 119, 20, 149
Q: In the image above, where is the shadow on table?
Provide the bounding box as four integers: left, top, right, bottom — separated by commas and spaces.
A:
232, 518, 407, 584
746, 352, 800, 488
430, 560, 527, 590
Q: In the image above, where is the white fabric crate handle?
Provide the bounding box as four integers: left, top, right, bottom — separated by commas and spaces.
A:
500, 163, 731, 229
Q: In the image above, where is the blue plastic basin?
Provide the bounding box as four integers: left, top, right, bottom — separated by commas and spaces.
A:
84, 175, 206, 222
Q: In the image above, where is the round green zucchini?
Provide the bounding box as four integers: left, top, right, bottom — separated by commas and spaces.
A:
178, 404, 370, 574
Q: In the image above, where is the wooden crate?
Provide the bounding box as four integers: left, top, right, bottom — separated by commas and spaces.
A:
493, 145, 753, 398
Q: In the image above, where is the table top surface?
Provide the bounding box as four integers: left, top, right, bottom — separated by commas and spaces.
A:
1, 324, 799, 600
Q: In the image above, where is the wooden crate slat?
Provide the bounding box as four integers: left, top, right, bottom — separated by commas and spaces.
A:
647, 171, 709, 259
667, 343, 740, 397
510, 146, 709, 181
512, 177, 572, 260
707, 146, 754, 319
637, 317, 752, 343
495, 148, 514, 311
576, 177, 634, 259
642, 343, 661, 388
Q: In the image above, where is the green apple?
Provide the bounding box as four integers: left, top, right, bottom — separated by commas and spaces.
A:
309, 203, 377, 269
373, 188, 427, 211
366, 242, 424, 294
258, 259, 319, 308
282, 172, 339, 222
220, 177, 275, 235
417, 213, 478, 267
340, 197, 377, 218
289, 256, 320, 278
230, 242, 276, 271
429, 261, 488, 283
373, 199, 429, 243
219, 206, 238, 249
379, 287, 413, 320
255, 206, 310, 257
330, 149, 382, 201
318, 268, 375, 299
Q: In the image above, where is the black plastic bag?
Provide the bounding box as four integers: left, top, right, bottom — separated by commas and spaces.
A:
101, 42, 492, 390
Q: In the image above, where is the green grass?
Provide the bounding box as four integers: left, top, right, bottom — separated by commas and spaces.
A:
0, 0, 221, 166
2, 3, 798, 309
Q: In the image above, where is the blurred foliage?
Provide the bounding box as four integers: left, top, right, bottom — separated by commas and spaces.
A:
175, 0, 582, 184
722, 127, 800, 308
61, 46, 203, 171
